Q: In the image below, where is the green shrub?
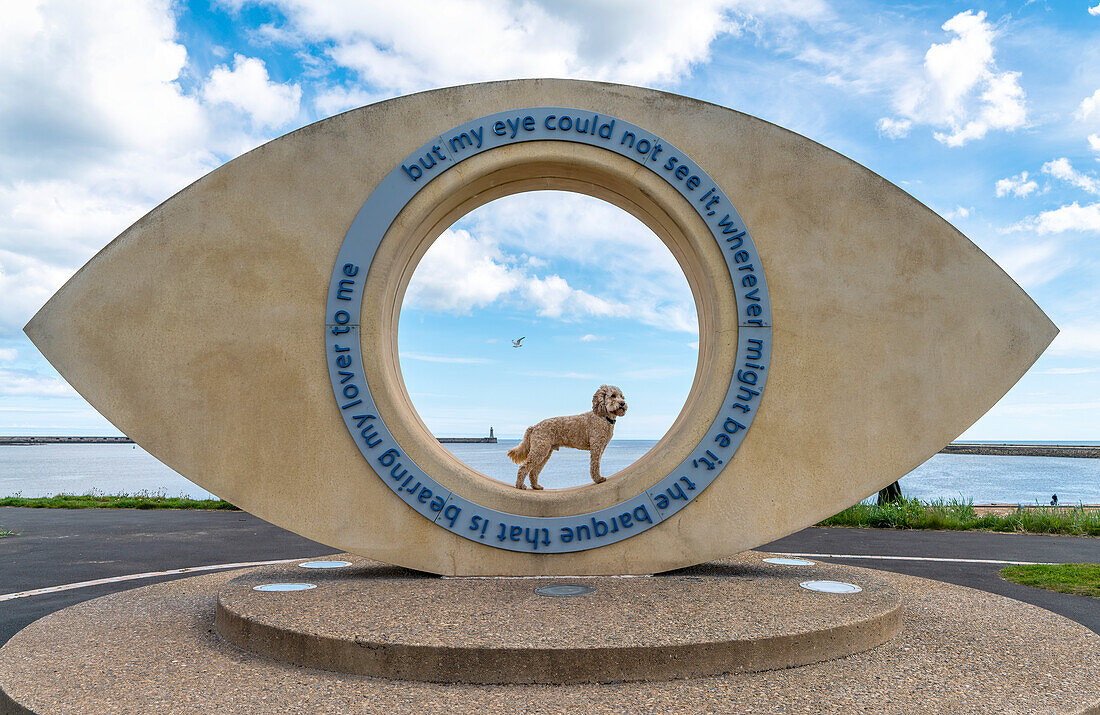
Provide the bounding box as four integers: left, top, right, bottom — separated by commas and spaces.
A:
820, 498, 1100, 536
0, 491, 238, 511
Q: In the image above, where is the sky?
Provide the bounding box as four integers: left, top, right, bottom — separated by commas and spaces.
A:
0, 0, 1098, 441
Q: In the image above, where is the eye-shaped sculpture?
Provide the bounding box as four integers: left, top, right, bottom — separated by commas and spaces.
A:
25, 80, 1055, 576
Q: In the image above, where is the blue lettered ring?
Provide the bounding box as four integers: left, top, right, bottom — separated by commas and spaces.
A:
326, 108, 770, 554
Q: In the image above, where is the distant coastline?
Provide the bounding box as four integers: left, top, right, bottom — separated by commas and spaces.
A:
3, 437, 1098, 504
437, 437, 497, 444
0, 435, 501, 446
940, 443, 1100, 459
1, 435, 502, 446
2, 436, 1097, 458
0, 436, 134, 446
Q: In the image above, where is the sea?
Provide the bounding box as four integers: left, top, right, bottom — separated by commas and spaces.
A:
1, 440, 1098, 505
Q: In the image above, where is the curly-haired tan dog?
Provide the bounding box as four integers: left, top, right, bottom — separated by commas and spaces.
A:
507, 385, 627, 490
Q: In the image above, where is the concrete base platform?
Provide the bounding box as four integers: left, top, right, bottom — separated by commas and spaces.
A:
2, 555, 1100, 714
214, 552, 902, 684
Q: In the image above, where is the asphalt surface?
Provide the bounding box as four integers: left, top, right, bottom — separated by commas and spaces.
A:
0, 507, 333, 646
0, 507, 1096, 647
764, 526, 1099, 635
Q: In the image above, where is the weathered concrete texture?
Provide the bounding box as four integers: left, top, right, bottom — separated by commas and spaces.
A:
214, 552, 902, 684
2, 562, 1098, 714
24, 80, 1058, 575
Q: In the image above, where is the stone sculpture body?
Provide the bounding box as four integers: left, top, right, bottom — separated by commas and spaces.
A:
25, 79, 1056, 575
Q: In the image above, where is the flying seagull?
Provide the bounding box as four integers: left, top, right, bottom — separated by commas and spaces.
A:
512, 337, 526, 348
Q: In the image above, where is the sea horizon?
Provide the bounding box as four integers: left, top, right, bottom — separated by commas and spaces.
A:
3, 434, 1098, 446
2, 440, 1098, 505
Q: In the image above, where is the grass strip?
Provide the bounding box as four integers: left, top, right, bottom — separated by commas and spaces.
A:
1000, 563, 1100, 598
0, 492, 238, 511
819, 498, 1100, 536
2, 494, 1098, 536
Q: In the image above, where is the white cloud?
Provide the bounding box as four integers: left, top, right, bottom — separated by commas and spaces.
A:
405, 193, 698, 334
623, 366, 691, 380
579, 334, 606, 342
876, 117, 912, 139
520, 370, 597, 379
1077, 88, 1100, 121
784, 17, 917, 105
1038, 367, 1099, 375
0, 178, 154, 262
991, 399, 1100, 418
0, 0, 235, 341
525, 274, 624, 320
881, 10, 1027, 146
1042, 158, 1100, 195
1012, 202, 1100, 234
0, 367, 77, 397
0, 3, 332, 352
1089, 134, 1100, 154
469, 192, 680, 272
0, 0, 208, 171
521, 271, 696, 331
1003, 162, 1100, 234
0, 250, 75, 333
995, 171, 1038, 198
1049, 323, 1100, 357
404, 228, 524, 313
942, 205, 971, 220
239, 0, 771, 95
0, 348, 17, 362
988, 239, 1073, 289
465, 193, 697, 330
1091, 4, 1100, 17
312, 85, 384, 117
400, 353, 493, 364
688, 341, 699, 350
203, 54, 302, 128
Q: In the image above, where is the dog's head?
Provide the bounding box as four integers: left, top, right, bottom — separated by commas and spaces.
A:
592, 385, 628, 419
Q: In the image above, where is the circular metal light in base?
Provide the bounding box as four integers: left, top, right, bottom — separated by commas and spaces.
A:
800, 580, 862, 594
252, 583, 317, 592
764, 557, 815, 566
298, 560, 353, 569
533, 584, 597, 597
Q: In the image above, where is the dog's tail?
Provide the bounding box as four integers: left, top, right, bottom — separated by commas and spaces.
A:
507, 427, 533, 464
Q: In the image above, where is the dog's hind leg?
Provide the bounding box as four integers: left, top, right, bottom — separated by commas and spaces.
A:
516, 447, 549, 489
524, 444, 554, 491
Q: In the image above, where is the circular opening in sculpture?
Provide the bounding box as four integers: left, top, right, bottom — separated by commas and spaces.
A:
397, 191, 699, 490
362, 140, 739, 519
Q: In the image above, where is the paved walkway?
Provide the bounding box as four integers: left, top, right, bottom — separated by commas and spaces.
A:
0, 507, 1096, 645
763, 526, 1099, 634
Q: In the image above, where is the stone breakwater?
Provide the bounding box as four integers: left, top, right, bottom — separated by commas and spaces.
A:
436, 438, 497, 444
0, 436, 134, 445
939, 443, 1100, 459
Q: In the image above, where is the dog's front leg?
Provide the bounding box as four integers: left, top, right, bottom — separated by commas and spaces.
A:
589, 446, 606, 484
